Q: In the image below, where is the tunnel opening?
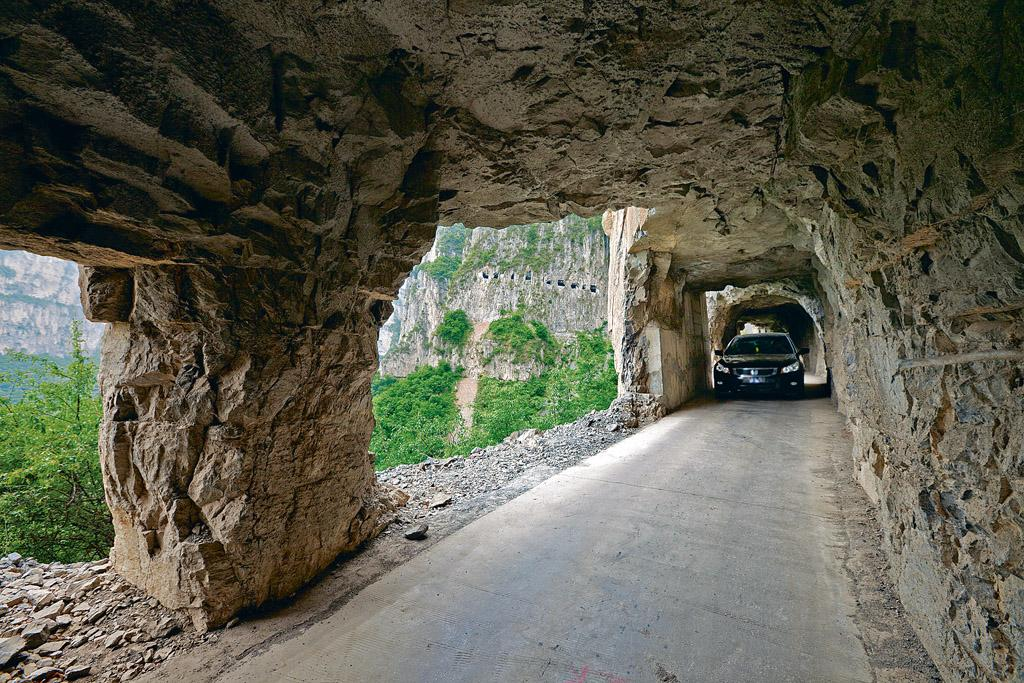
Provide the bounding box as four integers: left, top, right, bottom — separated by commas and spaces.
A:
372, 213, 617, 471
706, 283, 831, 388
0, 5, 1020, 678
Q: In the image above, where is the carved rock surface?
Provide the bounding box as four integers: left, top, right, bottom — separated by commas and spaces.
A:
0, 2, 1021, 679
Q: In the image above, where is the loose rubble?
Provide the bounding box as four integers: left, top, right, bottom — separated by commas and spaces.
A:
0, 553, 214, 682
1, 401, 643, 682
377, 399, 642, 528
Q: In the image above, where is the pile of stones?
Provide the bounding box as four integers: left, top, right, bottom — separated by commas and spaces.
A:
0, 554, 210, 682
377, 401, 641, 524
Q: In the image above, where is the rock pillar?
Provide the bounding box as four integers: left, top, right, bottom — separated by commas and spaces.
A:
81, 264, 393, 630
604, 207, 709, 414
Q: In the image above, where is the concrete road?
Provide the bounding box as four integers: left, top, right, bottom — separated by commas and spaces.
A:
222, 395, 872, 683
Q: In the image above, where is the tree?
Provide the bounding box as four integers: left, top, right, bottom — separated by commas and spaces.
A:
0, 321, 113, 562
435, 310, 472, 347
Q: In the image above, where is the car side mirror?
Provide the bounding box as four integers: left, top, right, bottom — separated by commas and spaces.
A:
714, 349, 723, 357
799, 347, 810, 355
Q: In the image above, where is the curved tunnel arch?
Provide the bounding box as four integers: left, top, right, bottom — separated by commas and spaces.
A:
707, 283, 829, 379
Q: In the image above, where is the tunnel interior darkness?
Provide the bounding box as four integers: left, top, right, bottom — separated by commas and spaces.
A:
705, 284, 830, 384
724, 301, 827, 378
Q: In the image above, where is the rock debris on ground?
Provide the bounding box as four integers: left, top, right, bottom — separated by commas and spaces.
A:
376, 403, 639, 525
1, 403, 640, 682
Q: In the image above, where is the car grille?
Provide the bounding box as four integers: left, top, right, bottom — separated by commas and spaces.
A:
734, 367, 778, 377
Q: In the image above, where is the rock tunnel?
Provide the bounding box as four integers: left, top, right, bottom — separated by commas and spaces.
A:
0, 1, 1022, 680
707, 279, 829, 378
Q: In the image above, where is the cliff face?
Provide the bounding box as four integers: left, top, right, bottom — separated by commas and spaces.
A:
379, 216, 608, 379
0, 251, 104, 356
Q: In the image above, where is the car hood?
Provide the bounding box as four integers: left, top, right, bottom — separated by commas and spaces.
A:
721, 354, 797, 367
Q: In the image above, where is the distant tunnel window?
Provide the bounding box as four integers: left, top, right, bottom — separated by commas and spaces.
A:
570, 283, 578, 289
590, 284, 597, 293
557, 279, 565, 287
545, 279, 552, 285
525, 272, 532, 281
481, 271, 489, 279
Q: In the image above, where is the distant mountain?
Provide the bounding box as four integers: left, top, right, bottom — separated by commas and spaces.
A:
379, 215, 609, 378
0, 251, 104, 357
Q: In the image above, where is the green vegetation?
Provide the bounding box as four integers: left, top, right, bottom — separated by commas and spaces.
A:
0, 323, 112, 563
453, 244, 497, 279
370, 329, 617, 468
470, 330, 616, 445
450, 214, 602, 278
370, 364, 462, 469
485, 311, 556, 364
436, 310, 472, 347
435, 224, 470, 255
419, 255, 462, 281
419, 225, 471, 282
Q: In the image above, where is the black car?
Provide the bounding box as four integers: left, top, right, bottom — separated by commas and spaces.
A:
712, 333, 808, 399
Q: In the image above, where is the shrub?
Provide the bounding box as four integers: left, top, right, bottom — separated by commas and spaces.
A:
0, 322, 112, 563
370, 364, 462, 469
485, 311, 556, 364
420, 255, 462, 281
435, 225, 470, 256
453, 328, 617, 454
436, 310, 472, 347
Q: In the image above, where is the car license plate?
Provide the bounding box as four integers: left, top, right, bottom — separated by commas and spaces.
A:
743, 376, 767, 384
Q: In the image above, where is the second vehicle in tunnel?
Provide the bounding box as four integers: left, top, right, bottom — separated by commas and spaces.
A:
712, 332, 808, 399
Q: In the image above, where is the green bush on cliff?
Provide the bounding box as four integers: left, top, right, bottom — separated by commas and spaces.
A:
436, 310, 472, 347
420, 255, 462, 282
485, 311, 556, 364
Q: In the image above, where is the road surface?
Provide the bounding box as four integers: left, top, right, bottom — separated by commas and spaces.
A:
222, 395, 873, 682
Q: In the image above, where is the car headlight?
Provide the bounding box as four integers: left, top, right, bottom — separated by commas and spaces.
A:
781, 361, 801, 373
714, 362, 730, 374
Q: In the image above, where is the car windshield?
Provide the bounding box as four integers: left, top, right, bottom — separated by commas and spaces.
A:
726, 336, 793, 355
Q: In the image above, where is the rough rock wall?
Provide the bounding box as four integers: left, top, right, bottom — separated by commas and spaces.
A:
0, 2, 436, 629
808, 181, 1024, 681
0, 250, 103, 356
379, 216, 608, 378
605, 207, 708, 411
780, 9, 1024, 678
705, 279, 828, 376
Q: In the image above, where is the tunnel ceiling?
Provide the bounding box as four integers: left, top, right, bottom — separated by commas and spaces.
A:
1, 1, 1019, 294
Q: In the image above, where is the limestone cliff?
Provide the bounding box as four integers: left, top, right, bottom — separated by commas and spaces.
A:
379, 215, 609, 379
0, 251, 103, 356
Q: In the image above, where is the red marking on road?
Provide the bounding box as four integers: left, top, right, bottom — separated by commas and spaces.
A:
564, 665, 630, 682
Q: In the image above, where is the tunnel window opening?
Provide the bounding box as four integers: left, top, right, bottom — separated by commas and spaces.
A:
705, 284, 831, 395
373, 212, 615, 471
0, 249, 111, 565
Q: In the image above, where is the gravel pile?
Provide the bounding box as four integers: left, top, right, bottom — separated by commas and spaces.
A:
0, 555, 221, 682
377, 402, 640, 529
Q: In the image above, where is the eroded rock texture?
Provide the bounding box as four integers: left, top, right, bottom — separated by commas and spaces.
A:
84, 265, 395, 629
605, 207, 709, 410
1, 0, 1022, 676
